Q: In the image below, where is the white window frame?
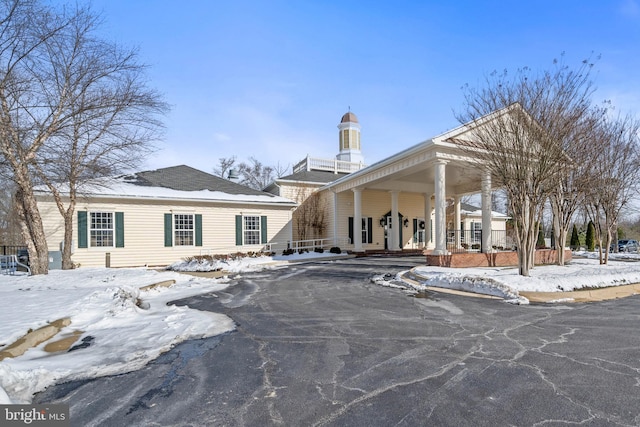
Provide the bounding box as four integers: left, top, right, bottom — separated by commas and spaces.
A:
90, 211, 114, 248
471, 221, 482, 243
174, 213, 195, 246
244, 215, 261, 245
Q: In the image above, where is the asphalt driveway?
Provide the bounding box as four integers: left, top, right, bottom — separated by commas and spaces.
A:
35, 256, 640, 426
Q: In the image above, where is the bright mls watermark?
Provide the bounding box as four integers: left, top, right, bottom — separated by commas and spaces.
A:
1, 405, 69, 426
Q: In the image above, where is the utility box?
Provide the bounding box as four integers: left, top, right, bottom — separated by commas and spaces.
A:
48, 251, 62, 270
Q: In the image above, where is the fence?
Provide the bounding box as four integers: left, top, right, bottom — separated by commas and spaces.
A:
271, 237, 350, 253
445, 230, 514, 254
293, 156, 365, 174
195, 238, 351, 257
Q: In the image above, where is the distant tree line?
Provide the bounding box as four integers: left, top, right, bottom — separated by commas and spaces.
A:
213, 156, 289, 190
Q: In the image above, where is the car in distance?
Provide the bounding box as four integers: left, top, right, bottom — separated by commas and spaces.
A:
612, 239, 639, 252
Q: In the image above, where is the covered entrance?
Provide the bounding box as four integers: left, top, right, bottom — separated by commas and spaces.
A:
323, 111, 502, 258
382, 211, 405, 250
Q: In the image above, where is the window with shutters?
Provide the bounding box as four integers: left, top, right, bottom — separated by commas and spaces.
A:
244, 215, 261, 245
348, 216, 372, 244
90, 212, 114, 247
174, 214, 194, 246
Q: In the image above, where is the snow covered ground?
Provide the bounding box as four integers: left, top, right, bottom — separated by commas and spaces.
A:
376, 251, 640, 304
2, 250, 640, 404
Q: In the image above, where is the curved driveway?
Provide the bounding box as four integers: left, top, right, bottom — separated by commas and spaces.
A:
36, 256, 640, 426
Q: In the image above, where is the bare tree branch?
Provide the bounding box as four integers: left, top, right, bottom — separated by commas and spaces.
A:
456, 54, 598, 275
0, 1, 167, 273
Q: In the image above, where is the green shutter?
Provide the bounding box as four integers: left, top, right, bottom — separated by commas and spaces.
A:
78, 211, 88, 248
413, 218, 418, 243
195, 214, 202, 247
261, 216, 268, 244
367, 217, 373, 244
235, 215, 243, 246
115, 212, 124, 248
348, 217, 354, 244
164, 213, 173, 247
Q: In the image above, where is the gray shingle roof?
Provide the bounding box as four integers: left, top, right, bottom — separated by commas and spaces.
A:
122, 165, 276, 197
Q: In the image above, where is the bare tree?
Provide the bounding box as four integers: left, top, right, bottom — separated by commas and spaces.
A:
457, 56, 597, 276
32, 7, 167, 269
0, 0, 76, 274
293, 186, 325, 242
237, 156, 275, 190
0, 1, 166, 273
213, 156, 236, 178
584, 113, 640, 264
214, 156, 289, 187
0, 185, 21, 245
549, 106, 603, 264
273, 161, 290, 179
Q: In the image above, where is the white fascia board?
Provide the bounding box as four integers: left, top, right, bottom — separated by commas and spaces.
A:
35, 190, 297, 207
275, 179, 327, 186
320, 138, 437, 191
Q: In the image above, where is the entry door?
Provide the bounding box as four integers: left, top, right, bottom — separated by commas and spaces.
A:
417, 228, 425, 248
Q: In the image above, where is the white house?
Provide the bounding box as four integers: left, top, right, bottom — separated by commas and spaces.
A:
35, 165, 297, 268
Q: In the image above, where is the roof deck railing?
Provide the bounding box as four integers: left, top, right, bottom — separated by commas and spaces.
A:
293, 156, 365, 174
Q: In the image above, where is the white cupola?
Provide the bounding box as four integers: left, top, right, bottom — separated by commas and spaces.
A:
337, 110, 364, 164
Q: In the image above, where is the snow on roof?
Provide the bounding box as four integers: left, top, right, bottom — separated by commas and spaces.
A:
36, 165, 297, 206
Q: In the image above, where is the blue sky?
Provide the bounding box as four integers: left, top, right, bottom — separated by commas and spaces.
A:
87, 0, 640, 174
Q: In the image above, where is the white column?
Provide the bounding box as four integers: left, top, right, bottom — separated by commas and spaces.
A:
352, 188, 363, 252
391, 191, 400, 251
454, 196, 461, 249
424, 193, 432, 248
433, 160, 448, 255
481, 172, 493, 253
333, 191, 339, 247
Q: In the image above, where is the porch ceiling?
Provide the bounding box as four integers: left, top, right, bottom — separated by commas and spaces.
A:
356, 160, 487, 195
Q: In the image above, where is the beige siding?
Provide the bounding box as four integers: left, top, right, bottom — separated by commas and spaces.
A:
37, 196, 292, 268
327, 189, 508, 251
331, 190, 428, 250
278, 183, 319, 202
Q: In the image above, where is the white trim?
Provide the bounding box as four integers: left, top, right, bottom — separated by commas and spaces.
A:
88, 210, 115, 249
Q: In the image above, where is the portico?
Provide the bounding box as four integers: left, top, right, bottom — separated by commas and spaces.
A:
322, 121, 497, 256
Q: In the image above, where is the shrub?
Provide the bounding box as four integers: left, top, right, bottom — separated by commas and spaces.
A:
314, 247, 324, 253
536, 225, 546, 249
329, 247, 341, 254
586, 220, 596, 251
570, 224, 580, 249
282, 249, 294, 256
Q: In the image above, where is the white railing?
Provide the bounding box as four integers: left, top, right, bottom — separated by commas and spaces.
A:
196, 238, 351, 257
0, 254, 30, 275
273, 237, 350, 252
293, 156, 365, 174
